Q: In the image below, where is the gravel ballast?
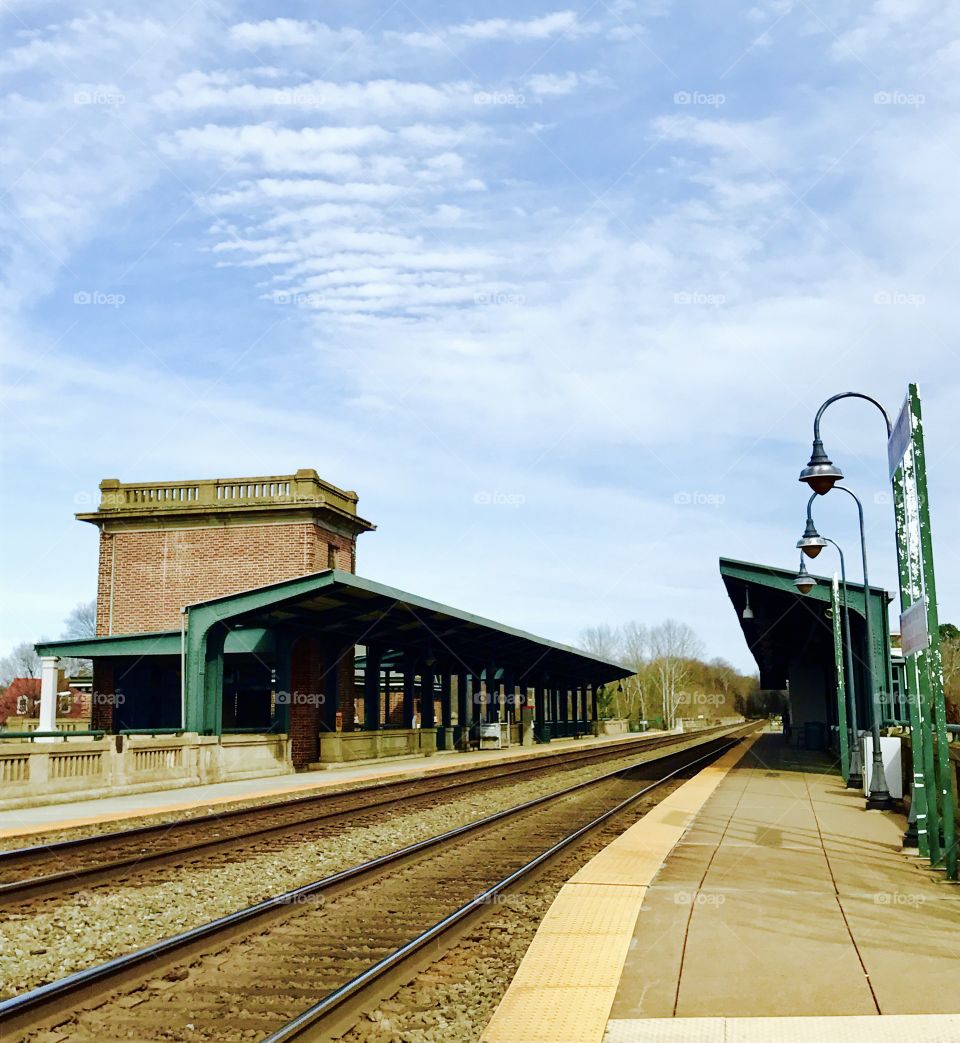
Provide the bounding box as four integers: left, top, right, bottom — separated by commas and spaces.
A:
0, 735, 722, 999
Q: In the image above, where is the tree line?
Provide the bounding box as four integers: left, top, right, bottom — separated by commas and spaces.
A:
578, 619, 761, 728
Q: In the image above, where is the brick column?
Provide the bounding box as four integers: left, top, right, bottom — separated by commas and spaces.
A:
290, 636, 321, 768
91, 660, 116, 732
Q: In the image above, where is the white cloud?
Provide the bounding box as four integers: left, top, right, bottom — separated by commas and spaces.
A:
154, 73, 478, 117
228, 19, 364, 51
162, 123, 391, 174
393, 11, 591, 48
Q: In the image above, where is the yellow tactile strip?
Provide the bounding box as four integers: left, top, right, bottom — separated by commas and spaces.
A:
481, 735, 758, 1043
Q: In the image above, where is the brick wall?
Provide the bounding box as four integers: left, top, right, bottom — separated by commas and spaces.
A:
95, 522, 356, 635
91, 660, 115, 731
289, 636, 322, 769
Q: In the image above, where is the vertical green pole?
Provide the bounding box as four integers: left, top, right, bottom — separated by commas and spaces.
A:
909, 384, 957, 878
894, 462, 929, 857
899, 444, 941, 864
831, 575, 850, 782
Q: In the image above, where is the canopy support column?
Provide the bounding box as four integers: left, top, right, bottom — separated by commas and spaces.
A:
402, 663, 416, 728
421, 670, 436, 728
364, 646, 381, 730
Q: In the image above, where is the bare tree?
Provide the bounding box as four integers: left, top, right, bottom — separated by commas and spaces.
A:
62, 600, 97, 639
60, 599, 96, 678
649, 620, 705, 729
578, 624, 621, 718
578, 624, 619, 660
619, 621, 650, 721
0, 641, 41, 686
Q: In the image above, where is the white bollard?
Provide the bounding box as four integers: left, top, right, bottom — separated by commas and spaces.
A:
37, 656, 60, 742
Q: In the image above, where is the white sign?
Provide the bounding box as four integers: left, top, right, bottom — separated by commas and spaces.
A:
900, 599, 929, 657
887, 394, 911, 480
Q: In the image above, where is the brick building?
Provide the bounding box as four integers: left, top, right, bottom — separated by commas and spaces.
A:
73, 469, 374, 761
78, 469, 374, 636
37, 470, 629, 773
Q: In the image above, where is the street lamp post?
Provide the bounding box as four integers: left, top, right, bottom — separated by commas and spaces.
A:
829, 486, 892, 808
798, 392, 896, 810
796, 494, 863, 788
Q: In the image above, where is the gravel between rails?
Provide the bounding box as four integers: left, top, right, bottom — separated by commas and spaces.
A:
0, 737, 662, 853
0, 737, 704, 999
341, 772, 694, 1043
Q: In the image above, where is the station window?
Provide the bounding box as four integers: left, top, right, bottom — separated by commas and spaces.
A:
327, 544, 338, 569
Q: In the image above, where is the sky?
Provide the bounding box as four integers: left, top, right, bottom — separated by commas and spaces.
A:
1, 1, 958, 673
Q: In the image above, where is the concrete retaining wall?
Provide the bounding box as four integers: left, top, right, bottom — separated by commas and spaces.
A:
316, 727, 437, 764
0, 732, 292, 810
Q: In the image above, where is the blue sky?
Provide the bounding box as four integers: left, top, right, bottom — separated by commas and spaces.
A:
2, 1, 959, 671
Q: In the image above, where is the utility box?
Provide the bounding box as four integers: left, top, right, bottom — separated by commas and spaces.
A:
479, 722, 501, 749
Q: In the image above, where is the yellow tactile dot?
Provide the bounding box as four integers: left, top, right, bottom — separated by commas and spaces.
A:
484, 986, 615, 1043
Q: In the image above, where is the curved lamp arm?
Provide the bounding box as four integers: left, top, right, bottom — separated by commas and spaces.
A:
814, 391, 893, 439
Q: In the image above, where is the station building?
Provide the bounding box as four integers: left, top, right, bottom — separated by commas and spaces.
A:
33, 470, 631, 779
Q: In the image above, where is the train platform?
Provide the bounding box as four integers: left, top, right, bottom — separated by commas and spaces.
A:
0, 728, 658, 840
484, 730, 960, 1043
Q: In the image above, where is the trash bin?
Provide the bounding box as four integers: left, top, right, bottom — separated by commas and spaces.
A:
804, 721, 827, 751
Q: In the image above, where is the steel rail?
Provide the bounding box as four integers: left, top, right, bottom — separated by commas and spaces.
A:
0, 725, 751, 1036
265, 732, 748, 1041
0, 730, 725, 902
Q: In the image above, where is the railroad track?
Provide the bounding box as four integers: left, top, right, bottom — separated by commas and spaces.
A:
0, 725, 753, 1042
0, 727, 731, 903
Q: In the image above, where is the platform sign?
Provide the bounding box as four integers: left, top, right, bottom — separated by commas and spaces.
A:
887, 395, 911, 480
900, 600, 929, 657
890, 383, 955, 879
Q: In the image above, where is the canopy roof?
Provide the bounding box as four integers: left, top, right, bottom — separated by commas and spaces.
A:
719, 556, 891, 691
38, 570, 632, 687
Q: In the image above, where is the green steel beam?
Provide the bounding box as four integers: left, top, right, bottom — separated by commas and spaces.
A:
907, 385, 957, 877
35, 631, 180, 658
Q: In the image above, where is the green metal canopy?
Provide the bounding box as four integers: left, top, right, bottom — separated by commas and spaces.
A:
719, 557, 893, 727
39, 570, 632, 734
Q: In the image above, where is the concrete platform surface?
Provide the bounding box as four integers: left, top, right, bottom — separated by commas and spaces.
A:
484, 731, 960, 1043
611, 735, 960, 1023
0, 729, 660, 839
605, 1014, 960, 1042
